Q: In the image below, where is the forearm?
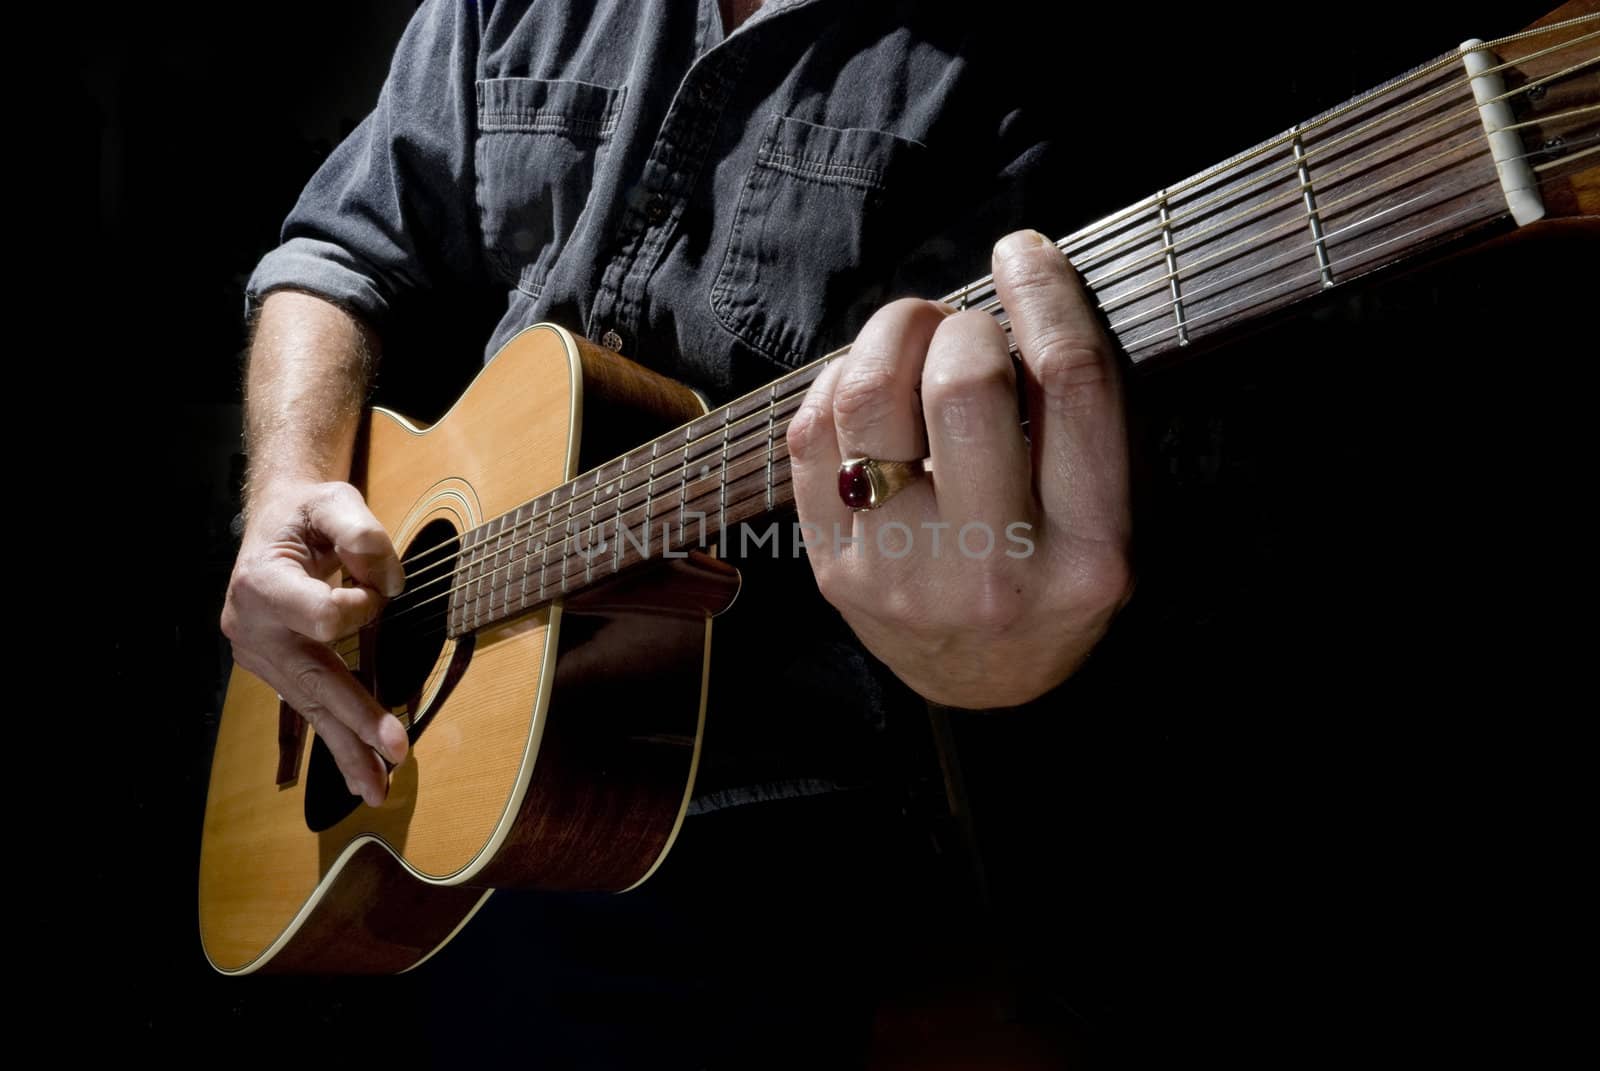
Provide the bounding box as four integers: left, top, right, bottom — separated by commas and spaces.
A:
242, 290, 380, 526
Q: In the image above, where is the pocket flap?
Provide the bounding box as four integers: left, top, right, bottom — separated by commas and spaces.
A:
476, 77, 626, 139
755, 115, 925, 190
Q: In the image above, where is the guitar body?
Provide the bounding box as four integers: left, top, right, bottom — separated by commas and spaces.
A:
198, 324, 740, 974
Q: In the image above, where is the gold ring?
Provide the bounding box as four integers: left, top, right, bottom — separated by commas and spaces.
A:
837, 456, 933, 511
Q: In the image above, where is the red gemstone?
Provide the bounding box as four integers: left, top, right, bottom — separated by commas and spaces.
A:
838, 461, 873, 509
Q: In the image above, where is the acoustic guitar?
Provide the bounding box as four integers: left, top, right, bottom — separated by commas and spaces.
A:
199, 3, 1598, 974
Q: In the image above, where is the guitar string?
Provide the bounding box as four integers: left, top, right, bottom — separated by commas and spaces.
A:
1030, 48, 1600, 310
1498, 100, 1600, 132
946, 16, 1596, 305
1091, 123, 1598, 336
999, 177, 1498, 345
944, 54, 1596, 338
976, 122, 1592, 366
1076, 38, 1600, 287
1085, 111, 1492, 320
380, 24, 1598, 585
1043, 17, 1597, 270
1537, 141, 1599, 169
1111, 125, 1596, 350
372, 127, 1584, 624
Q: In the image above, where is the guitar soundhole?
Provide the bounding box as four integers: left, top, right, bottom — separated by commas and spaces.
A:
304, 518, 461, 834
373, 518, 459, 712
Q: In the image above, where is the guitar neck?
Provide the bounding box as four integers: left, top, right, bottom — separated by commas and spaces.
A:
447, 13, 1598, 637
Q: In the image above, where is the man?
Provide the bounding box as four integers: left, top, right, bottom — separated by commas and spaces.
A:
224, 0, 1128, 808
221, 0, 1129, 1057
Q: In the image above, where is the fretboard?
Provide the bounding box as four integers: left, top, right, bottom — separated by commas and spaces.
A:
445, 19, 1594, 637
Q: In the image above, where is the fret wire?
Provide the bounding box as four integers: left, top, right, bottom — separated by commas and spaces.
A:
584, 476, 599, 585
537, 488, 551, 603
469, 520, 484, 631
517, 503, 530, 612
765, 383, 777, 512
678, 425, 691, 542
481, 516, 496, 627
1157, 190, 1188, 346
719, 406, 731, 555
492, 513, 508, 620
644, 440, 658, 561
1292, 123, 1336, 288
613, 452, 627, 576
484, 514, 498, 621
460, 527, 472, 632
560, 489, 572, 592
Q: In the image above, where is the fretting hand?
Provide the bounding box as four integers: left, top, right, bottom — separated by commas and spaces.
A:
787, 229, 1133, 708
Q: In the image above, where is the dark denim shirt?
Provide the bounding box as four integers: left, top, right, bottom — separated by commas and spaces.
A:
247, 0, 1064, 396
246, 0, 1066, 805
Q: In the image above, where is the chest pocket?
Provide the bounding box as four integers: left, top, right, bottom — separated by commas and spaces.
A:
474, 77, 626, 296
711, 115, 926, 371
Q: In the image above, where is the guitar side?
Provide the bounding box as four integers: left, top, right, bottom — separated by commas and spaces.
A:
198, 324, 733, 974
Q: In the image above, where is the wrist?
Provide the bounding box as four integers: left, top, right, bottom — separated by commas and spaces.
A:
241, 474, 339, 541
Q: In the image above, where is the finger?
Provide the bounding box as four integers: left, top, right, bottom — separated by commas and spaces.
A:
831, 299, 949, 463
304, 483, 406, 597
992, 229, 1130, 543
921, 310, 1033, 533
297, 693, 390, 807
786, 357, 849, 561
263, 632, 409, 776
253, 561, 388, 645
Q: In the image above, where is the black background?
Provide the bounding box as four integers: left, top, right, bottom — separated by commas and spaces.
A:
42, 1, 1593, 1066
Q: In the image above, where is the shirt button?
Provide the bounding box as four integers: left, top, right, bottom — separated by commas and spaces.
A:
600, 329, 625, 353
645, 195, 670, 224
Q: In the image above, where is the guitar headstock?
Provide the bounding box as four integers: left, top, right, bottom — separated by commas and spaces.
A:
1491, 2, 1600, 220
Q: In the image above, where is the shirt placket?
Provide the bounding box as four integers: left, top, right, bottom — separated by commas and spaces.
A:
585, 0, 823, 357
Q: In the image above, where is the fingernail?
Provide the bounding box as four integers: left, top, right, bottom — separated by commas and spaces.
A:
385, 571, 405, 598
994, 229, 1055, 259
382, 716, 409, 765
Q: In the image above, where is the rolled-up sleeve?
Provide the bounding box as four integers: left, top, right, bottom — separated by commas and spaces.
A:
245, 0, 483, 329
